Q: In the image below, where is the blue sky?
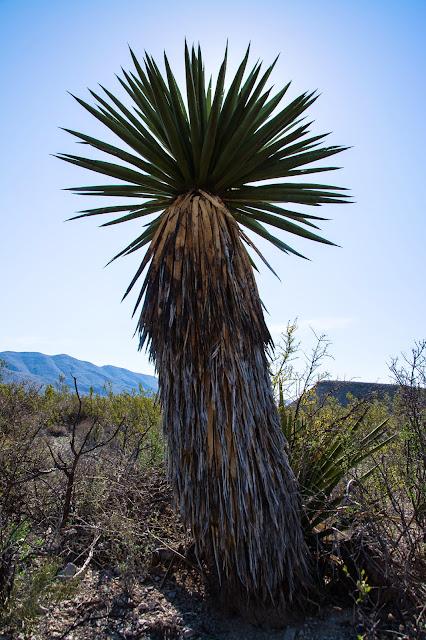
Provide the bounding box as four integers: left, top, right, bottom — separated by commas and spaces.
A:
1, 0, 425, 383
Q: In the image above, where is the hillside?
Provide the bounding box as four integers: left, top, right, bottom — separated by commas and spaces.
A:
313, 379, 399, 407
0, 351, 158, 395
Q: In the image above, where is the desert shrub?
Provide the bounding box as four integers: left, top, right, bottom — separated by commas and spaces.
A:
389, 342, 426, 535
100, 384, 164, 467
272, 323, 394, 535
272, 325, 426, 638
0, 372, 173, 631
344, 344, 426, 638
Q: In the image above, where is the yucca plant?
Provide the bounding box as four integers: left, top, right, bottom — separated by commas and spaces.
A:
280, 403, 392, 536
58, 43, 349, 608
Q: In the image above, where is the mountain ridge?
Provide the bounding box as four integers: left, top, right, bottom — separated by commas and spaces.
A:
0, 351, 158, 396
313, 379, 399, 407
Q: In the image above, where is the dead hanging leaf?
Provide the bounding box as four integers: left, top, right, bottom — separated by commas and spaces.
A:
136, 191, 310, 603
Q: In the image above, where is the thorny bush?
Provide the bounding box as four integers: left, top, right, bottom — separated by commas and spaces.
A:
272, 325, 426, 639
0, 366, 184, 632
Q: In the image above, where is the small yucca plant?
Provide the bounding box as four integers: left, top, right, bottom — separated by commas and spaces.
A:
59, 43, 349, 610
280, 404, 392, 536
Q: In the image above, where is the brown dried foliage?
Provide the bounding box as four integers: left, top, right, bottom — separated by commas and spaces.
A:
135, 191, 311, 605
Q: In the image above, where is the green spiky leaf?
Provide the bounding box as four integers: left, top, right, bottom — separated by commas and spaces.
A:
60, 43, 350, 277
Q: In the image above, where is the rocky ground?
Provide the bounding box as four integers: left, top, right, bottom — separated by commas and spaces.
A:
1, 563, 361, 640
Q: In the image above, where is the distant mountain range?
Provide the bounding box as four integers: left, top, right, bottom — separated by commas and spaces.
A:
0, 351, 158, 396
0, 351, 400, 405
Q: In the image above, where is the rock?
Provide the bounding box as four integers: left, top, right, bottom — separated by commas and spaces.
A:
56, 562, 77, 580
283, 627, 298, 640
152, 547, 174, 562
183, 630, 198, 639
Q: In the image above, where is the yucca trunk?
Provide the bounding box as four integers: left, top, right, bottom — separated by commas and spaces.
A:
60, 41, 349, 614
138, 190, 310, 604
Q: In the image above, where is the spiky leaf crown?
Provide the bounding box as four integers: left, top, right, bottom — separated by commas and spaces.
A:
58, 43, 350, 269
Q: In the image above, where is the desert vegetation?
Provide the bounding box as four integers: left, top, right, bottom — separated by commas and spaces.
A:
0, 331, 425, 639
58, 43, 350, 610
3, 41, 423, 639
0, 367, 176, 635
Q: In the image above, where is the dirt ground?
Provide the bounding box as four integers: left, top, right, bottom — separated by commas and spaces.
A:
1, 565, 361, 640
